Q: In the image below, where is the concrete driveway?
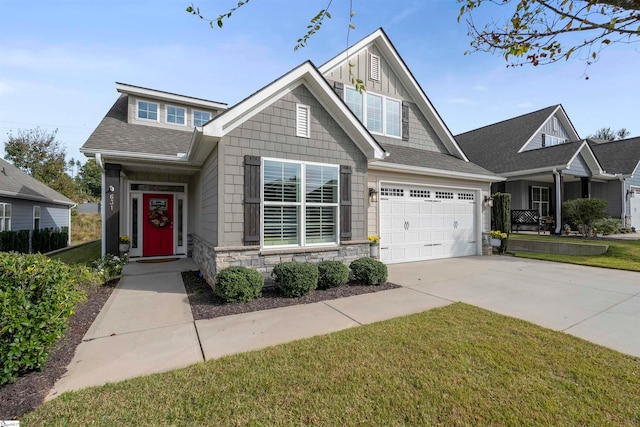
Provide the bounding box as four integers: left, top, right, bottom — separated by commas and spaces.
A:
388, 256, 640, 358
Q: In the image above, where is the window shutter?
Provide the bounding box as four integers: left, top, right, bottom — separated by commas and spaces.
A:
244, 155, 261, 246
402, 100, 410, 141
528, 186, 533, 210
296, 104, 310, 138
333, 81, 344, 99
340, 165, 352, 241
541, 133, 546, 147
369, 54, 380, 81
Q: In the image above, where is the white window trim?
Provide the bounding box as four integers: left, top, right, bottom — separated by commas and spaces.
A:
136, 100, 159, 122
531, 186, 550, 217
344, 86, 402, 139
261, 157, 339, 249
296, 103, 310, 138
553, 117, 558, 131
193, 109, 212, 127
0, 202, 11, 232
369, 53, 380, 82
33, 205, 41, 230
165, 104, 187, 126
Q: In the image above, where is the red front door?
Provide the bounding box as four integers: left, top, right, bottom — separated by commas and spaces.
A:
143, 194, 174, 257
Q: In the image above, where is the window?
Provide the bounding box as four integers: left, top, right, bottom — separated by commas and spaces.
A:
380, 188, 404, 197
532, 186, 549, 216
137, 101, 158, 121
193, 110, 211, 126
33, 206, 41, 230
548, 136, 564, 146
435, 191, 454, 199
296, 104, 310, 138
409, 189, 430, 199
553, 117, 558, 131
263, 159, 338, 247
0, 203, 11, 231
369, 53, 380, 81
166, 106, 186, 125
344, 88, 402, 138
458, 193, 475, 201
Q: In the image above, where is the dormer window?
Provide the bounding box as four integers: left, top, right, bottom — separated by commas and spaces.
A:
542, 134, 565, 147
137, 101, 158, 121
193, 110, 211, 126
166, 106, 186, 125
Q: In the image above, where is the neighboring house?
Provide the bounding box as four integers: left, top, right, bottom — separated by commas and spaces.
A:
456, 105, 635, 233
81, 28, 501, 282
0, 157, 75, 240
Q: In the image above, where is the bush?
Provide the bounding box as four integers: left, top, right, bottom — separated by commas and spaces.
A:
349, 257, 388, 286
32, 228, 69, 253
0, 230, 30, 253
317, 261, 349, 289
92, 253, 127, 283
593, 217, 622, 235
563, 198, 607, 237
0, 253, 91, 385
214, 266, 264, 303
272, 262, 318, 297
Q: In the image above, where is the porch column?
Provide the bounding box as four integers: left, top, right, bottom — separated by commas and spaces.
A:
553, 170, 563, 234
581, 177, 591, 198
104, 163, 121, 256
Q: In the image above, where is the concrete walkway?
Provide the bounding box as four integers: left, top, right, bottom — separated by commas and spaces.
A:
49, 255, 640, 398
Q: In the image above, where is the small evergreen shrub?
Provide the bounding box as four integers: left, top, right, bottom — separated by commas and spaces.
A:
317, 260, 349, 289
214, 266, 264, 303
272, 262, 318, 297
350, 257, 388, 286
0, 230, 30, 253
593, 217, 622, 235
0, 253, 92, 385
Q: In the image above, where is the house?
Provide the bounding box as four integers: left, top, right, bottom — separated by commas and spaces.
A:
455, 105, 635, 233
0, 156, 75, 241
81, 28, 501, 282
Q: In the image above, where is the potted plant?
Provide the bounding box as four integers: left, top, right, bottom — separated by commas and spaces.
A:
490, 230, 507, 254
368, 235, 380, 258
563, 223, 571, 236
119, 235, 131, 254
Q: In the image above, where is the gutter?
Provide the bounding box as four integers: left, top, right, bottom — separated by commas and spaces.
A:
369, 161, 505, 182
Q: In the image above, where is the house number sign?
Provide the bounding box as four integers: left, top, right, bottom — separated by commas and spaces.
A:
108, 185, 115, 212
149, 199, 168, 210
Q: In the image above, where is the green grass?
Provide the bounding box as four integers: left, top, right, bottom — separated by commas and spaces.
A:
48, 239, 102, 266
509, 234, 640, 272
23, 304, 640, 426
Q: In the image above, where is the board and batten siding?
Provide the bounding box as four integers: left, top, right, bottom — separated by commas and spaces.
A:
504, 180, 556, 211
592, 180, 623, 218
0, 197, 70, 231
216, 84, 368, 247
524, 115, 573, 151
323, 44, 448, 154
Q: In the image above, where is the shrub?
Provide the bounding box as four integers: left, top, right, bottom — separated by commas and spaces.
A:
492, 192, 511, 253
0, 253, 90, 385
317, 260, 349, 289
272, 262, 318, 297
92, 253, 127, 283
214, 266, 264, 303
563, 198, 607, 237
0, 230, 30, 253
593, 217, 622, 235
349, 257, 388, 286
32, 228, 69, 253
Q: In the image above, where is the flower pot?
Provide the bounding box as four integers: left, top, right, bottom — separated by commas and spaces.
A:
370, 244, 379, 258
490, 238, 502, 247
119, 243, 130, 253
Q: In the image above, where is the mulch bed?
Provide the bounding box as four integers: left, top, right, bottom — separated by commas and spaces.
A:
183, 271, 400, 321
0, 280, 118, 420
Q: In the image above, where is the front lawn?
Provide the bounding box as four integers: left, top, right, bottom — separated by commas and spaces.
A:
23, 303, 640, 425
509, 234, 640, 272
48, 239, 102, 266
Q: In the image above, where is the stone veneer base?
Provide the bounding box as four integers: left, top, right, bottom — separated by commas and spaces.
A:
191, 234, 370, 287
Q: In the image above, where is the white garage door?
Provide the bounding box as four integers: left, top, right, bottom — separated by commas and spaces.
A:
379, 185, 477, 264
631, 191, 640, 230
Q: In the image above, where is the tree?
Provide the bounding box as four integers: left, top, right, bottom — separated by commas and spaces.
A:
458, 1, 640, 70
77, 158, 102, 199
562, 198, 607, 237
4, 128, 79, 201
587, 126, 631, 140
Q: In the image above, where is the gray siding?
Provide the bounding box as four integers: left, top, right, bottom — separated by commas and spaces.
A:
125, 171, 191, 183
217, 84, 368, 247
525, 114, 573, 151
0, 196, 70, 231
592, 181, 622, 217
564, 181, 582, 200
566, 154, 591, 177
201, 144, 219, 247
504, 180, 555, 213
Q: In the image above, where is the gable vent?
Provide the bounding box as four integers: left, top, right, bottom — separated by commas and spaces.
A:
369, 54, 380, 82
296, 104, 310, 138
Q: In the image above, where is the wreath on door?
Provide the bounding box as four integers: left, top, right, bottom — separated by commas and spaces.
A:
148, 208, 171, 229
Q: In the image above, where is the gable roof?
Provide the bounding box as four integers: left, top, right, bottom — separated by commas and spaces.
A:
0, 157, 75, 206
202, 61, 387, 161
319, 28, 469, 162
589, 137, 640, 176
456, 105, 587, 175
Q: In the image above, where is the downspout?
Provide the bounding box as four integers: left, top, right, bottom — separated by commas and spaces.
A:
96, 153, 106, 256
619, 175, 626, 226
553, 168, 562, 234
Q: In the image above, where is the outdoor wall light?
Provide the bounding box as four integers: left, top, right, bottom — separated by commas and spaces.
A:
369, 187, 378, 203
484, 195, 494, 207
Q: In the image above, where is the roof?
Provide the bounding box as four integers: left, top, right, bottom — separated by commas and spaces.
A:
81, 94, 195, 158
456, 105, 574, 174
589, 137, 640, 176
0, 157, 75, 206
116, 82, 227, 110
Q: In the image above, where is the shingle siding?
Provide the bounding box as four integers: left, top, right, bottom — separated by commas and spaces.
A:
201, 144, 219, 247
217, 84, 368, 247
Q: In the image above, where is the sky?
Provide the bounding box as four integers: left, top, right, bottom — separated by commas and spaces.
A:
1, 0, 639, 167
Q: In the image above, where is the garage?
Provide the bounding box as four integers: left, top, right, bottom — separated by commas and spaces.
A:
379, 184, 478, 263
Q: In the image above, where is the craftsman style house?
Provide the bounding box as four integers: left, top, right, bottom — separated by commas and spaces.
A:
81, 29, 501, 281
